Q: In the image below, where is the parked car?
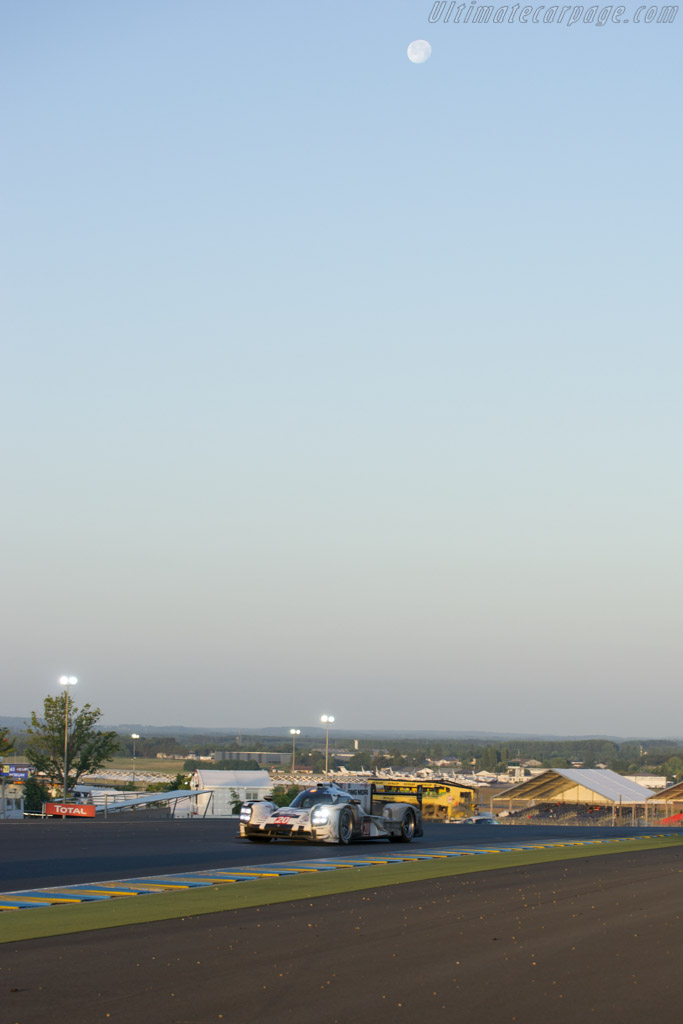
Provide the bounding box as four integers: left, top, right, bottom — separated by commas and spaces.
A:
451, 814, 497, 825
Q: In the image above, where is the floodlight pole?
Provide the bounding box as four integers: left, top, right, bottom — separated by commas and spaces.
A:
289, 729, 300, 772
131, 734, 140, 785
59, 676, 77, 805
321, 715, 335, 774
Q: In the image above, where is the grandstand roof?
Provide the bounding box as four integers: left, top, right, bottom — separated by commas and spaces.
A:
497, 768, 654, 804
648, 779, 683, 802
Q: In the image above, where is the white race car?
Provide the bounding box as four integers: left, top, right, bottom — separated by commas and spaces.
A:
239, 781, 423, 845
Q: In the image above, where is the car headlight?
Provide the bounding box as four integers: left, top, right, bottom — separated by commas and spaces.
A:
239, 805, 253, 823
311, 807, 330, 826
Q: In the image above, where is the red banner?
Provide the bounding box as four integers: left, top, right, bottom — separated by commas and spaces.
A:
45, 802, 96, 818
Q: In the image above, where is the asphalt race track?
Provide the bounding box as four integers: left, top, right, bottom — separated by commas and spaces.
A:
0, 819, 661, 892
2, 845, 681, 1024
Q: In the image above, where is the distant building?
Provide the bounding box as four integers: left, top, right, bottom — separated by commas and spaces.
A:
507, 765, 546, 782
625, 775, 668, 789
0, 782, 24, 819
72, 785, 131, 808
212, 751, 289, 766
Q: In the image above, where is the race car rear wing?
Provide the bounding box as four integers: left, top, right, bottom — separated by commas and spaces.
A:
337, 780, 423, 815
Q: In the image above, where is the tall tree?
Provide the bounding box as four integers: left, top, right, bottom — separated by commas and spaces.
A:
25, 694, 120, 793
0, 726, 14, 758
23, 776, 50, 814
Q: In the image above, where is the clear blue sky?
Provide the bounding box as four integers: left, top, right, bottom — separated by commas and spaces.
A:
2, 1, 681, 735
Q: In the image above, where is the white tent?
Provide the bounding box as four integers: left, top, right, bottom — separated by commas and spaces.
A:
190, 769, 273, 818
498, 768, 654, 804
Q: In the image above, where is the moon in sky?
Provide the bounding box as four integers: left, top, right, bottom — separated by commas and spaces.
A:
407, 40, 432, 64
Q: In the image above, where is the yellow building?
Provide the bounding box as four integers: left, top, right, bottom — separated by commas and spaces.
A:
370, 779, 476, 821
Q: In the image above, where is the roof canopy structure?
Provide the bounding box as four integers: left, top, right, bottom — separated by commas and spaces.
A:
496, 769, 654, 806
94, 789, 209, 813
648, 780, 683, 803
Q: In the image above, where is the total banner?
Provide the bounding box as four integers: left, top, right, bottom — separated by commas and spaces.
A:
44, 802, 96, 818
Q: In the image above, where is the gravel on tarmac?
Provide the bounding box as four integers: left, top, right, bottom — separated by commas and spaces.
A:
2, 845, 681, 1024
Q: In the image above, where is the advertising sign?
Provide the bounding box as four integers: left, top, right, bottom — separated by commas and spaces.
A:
45, 802, 96, 818
1, 766, 31, 781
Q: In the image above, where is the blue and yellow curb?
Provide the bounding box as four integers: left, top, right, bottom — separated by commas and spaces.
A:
0, 834, 676, 913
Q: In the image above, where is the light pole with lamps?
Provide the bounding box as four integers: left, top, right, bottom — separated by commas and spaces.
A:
289, 729, 300, 772
59, 675, 77, 804
131, 734, 140, 785
321, 715, 334, 774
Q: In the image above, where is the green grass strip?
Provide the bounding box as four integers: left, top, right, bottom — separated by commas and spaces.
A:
1, 835, 681, 945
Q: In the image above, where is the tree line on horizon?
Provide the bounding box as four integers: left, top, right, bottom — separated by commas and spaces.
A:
4, 701, 683, 790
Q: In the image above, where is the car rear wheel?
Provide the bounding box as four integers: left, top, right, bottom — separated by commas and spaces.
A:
390, 808, 416, 843
338, 808, 353, 845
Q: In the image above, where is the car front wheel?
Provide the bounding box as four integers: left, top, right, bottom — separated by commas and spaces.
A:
338, 808, 353, 845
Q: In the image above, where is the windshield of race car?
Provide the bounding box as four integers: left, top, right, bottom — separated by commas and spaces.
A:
290, 789, 339, 809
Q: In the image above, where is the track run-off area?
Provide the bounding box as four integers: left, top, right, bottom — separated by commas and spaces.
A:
0, 829, 681, 1024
